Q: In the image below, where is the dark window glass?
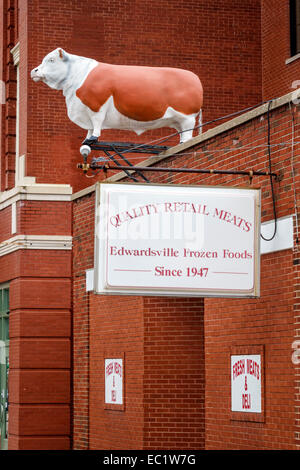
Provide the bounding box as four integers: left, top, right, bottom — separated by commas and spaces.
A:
290, 0, 300, 56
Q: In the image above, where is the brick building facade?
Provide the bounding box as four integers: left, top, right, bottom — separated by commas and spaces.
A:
0, 0, 299, 450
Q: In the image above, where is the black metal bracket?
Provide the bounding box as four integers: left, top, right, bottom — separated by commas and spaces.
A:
78, 140, 170, 183
90, 162, 279, 181
88, 141, 170, 155
77, 140, 280, 184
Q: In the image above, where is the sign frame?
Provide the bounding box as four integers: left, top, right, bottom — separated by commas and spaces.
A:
104, 352, 125, 411
94, 182, 261, 298
229, 345, 265, 423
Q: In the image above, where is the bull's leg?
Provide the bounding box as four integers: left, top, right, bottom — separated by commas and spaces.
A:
82, 136, 98, 145
91, 125, 101, 139
83, 110, 106, 145
198, 109, 203, 135
178, 115, 196, 144
82, 129, 96, 145
83, 109, 106, 145
83, 127, 99, 145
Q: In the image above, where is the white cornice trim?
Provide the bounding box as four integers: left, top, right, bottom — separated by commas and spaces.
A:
0, 234, 72, 257
0, 184, 73, 211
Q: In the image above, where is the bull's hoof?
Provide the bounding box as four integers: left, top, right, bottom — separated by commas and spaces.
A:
82, 135, 98, 146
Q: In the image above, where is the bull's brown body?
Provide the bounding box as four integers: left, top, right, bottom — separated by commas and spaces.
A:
76, 63, 203, 122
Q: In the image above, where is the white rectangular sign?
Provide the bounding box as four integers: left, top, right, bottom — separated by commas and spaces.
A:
105, 358, 123, 405
231, 354, 262, 413
94, 182, 260, 297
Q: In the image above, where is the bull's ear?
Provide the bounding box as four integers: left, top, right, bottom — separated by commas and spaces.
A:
58, 48, 67, 61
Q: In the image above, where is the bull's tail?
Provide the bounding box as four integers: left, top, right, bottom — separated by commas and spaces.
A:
198, 109, 203, 135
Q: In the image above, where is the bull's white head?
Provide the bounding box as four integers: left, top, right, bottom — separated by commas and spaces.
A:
31, 48, 70, 90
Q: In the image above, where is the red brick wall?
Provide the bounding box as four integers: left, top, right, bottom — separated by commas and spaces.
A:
89, 101, 297, 449
143, 297, 204, 450
8, 252, 72, 450
19, 0, 262, 193
73, 191, 145, 449
0, 205, 11, 242
0, 197, 73, 450
205, 250, 295, 449
89, 294, 144, 450
261, 0, 300, 100
0, 0, 7, 191
169, 103, 298, 449
2, 0, 300, 451
17, 200, 71, 235
72, 192, 94, 449
0, 0, 18, 191
72, 191, 206, 450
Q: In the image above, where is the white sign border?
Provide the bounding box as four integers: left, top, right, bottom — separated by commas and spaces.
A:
104, 357, 124, 406
230, 345, 265, 423
94, 182, 261, 298
231, 354, 262, 414
103, 353, 125, 411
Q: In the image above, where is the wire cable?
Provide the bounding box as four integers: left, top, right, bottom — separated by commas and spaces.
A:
99, 98, 280, 161
260, 100, 277, 242
85, 97, 282, 242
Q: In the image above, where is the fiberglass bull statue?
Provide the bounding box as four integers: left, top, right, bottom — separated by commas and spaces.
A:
31, 48, 203, 145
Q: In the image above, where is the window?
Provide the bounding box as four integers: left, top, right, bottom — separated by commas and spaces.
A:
0, 287, 9, 339
290, 0, 300, 56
